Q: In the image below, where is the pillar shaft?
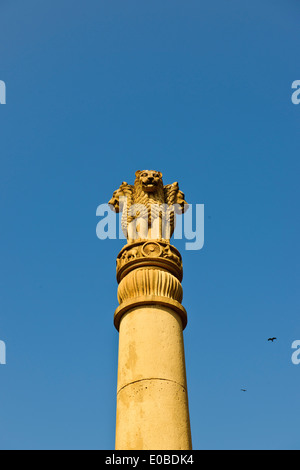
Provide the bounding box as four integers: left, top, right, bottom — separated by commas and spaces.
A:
115, 305, 192, 450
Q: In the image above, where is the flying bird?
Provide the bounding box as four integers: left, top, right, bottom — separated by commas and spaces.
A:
268, 337, 277, 342
241, 389, 247, 392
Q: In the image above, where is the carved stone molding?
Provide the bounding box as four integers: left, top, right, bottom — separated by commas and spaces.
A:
114, 296, 187, 331
117, 268, 183, 305
114, 240, 187, 331
116, 240, 183, 283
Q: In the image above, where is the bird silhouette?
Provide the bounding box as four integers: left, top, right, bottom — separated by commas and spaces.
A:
268, 337, 277, 342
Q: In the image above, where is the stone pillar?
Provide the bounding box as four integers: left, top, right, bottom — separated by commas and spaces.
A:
114, 241, 192, 450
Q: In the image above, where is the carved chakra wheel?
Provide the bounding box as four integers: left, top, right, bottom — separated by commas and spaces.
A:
141, 241, 162, 257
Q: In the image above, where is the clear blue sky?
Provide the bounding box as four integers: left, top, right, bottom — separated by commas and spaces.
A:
0, 0, 299, 450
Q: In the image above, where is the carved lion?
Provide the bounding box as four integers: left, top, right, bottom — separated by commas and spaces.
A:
109, 170, 188, 243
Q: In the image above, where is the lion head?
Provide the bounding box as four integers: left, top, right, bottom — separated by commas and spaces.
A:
135, 170, 163, 194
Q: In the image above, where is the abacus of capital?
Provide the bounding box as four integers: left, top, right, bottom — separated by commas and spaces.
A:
109, 170, 192, 450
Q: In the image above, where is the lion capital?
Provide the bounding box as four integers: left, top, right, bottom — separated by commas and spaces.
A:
108, 170, 189, 243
